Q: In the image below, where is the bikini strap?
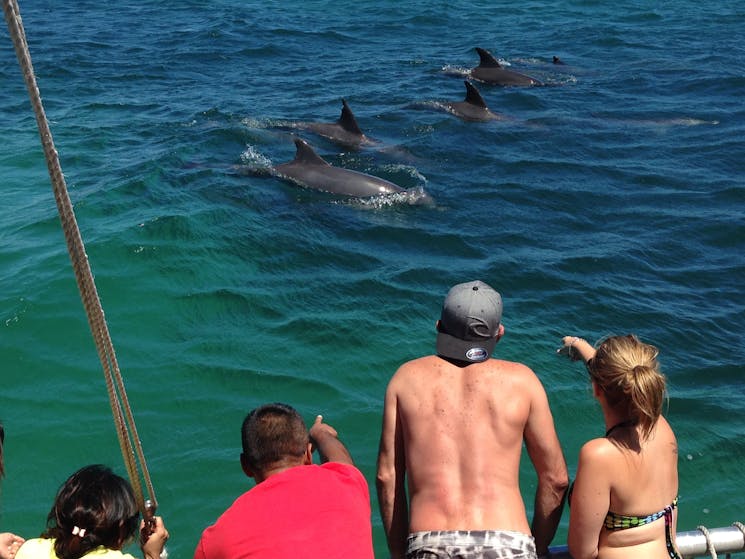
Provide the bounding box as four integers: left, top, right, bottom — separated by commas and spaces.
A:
664, 499, 683, 559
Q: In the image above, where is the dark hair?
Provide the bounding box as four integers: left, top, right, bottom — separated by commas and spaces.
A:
42, 465, 140, 559
241, 403, 309, 473
588, 334, 666, 439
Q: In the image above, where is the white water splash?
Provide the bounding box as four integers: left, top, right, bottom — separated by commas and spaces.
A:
441, 64, 470, 78
240, 145, 273, 170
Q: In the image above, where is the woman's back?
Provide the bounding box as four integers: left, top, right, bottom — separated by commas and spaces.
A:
599, 416, 679, 558
564, 334, 681, 559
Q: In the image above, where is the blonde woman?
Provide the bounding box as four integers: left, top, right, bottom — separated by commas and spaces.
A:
559, 334, 681, 559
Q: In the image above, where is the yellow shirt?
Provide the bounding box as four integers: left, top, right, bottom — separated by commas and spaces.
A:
16, 538, 137, 559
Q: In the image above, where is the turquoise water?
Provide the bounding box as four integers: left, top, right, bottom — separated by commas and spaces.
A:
1, 1, 744, 557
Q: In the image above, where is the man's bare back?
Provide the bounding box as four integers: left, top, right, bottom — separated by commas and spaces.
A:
376, 281, 568, 559
396, 355, 538, 531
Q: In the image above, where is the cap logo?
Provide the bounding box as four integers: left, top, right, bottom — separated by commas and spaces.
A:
466, 347, 488, 361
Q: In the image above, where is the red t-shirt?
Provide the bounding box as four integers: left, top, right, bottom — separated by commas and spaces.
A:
194, 462, 374, 559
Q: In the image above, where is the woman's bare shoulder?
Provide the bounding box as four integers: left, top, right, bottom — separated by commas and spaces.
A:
579, 436, 620, 464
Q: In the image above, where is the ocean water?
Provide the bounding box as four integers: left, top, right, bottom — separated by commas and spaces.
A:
1, 0, 744, 557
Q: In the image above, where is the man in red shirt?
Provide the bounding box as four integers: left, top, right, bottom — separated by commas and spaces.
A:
194, 403, 374, 559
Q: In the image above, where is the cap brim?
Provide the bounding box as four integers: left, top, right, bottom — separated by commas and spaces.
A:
436, 330, 496, 363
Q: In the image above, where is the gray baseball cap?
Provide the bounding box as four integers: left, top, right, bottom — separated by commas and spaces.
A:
436, 280, 502, 363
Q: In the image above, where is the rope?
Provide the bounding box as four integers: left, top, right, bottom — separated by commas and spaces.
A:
732, 521, 745, 557
2, 0, 157, 517
696, 525, 717, 559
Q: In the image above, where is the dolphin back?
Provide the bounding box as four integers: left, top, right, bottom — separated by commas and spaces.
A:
475, 47, 501, 68
338, 99, 364, 135
291, 138, 330, 166
274, 138, 407, 198
463, 81, 488, 108
472, 48, 543, 87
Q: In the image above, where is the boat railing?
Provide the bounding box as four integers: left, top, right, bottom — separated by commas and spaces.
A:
547, 523, 745, 558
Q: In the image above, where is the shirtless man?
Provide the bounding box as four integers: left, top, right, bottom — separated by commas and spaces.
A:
376, 280, 569, 559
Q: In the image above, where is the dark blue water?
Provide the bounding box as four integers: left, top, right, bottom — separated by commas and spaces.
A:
1, 1, 743, 557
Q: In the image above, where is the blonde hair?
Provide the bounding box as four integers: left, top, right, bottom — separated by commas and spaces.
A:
588, 334, 666, 439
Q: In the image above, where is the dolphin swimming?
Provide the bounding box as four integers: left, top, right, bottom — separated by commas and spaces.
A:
471, 47, 542, 86
289, 99, 376, 149
273, 138, 432, 204
444, 81, 503, 122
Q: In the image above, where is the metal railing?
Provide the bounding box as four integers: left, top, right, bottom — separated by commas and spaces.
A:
547, 524, 745, 558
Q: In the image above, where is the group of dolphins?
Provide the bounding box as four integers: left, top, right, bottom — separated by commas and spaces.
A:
268, 47, 559, 205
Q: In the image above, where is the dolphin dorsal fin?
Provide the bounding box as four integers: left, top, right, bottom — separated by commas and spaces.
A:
293, 138, 330, 166
463, 81, 488, 108
337, 99, 364, 135
475, 47, 501, 68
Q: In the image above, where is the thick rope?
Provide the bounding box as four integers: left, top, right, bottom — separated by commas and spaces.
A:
696, 525, 718, 559
732, 521, 745, 558
3, 0, 156, 515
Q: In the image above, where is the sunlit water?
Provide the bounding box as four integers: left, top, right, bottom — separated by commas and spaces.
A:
1, 1, 743, 557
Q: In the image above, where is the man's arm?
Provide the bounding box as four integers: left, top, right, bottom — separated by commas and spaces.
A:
376, 377, 409, 559
309, 415, 354, 465
524, 376, 569, 556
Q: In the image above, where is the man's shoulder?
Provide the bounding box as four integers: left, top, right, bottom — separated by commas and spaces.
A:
388, 354, 438, 382
392, 355, 539, 379
480, 358, 545, 397
280, 463, 368, 492
319, 460, 362, 473
487, 358, 538, 378
398, 354, 440, 368
206, 464, 366, 518
319, 462, 368, 489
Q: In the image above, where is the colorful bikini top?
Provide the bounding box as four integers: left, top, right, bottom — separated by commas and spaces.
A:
604, 497, 678, 531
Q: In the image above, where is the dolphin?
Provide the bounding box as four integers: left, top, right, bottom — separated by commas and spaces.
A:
273, 138, 432, 204
444, 81, 503, 122
471, 47, 542, 86
291, 99, 376, 149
